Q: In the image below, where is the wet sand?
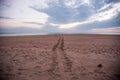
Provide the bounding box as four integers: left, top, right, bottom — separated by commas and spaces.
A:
0, 34, 120, 80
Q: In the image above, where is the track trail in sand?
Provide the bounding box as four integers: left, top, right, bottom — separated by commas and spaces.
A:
49, 35, 79, 80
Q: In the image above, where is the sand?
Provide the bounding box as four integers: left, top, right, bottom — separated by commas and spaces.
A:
0, 34, 120, 80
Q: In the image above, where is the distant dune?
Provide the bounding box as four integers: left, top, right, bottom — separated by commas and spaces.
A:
0, 34, 120, 80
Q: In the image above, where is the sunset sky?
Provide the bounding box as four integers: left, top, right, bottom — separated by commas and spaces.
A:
0, 0, 120, 34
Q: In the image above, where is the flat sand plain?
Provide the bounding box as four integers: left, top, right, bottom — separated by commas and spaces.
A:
0, 34, 120, 80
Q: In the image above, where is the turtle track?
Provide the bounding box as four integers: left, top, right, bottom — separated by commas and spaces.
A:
49, 35, 79, 80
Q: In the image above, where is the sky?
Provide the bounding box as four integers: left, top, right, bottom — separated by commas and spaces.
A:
0, 0, 120, 34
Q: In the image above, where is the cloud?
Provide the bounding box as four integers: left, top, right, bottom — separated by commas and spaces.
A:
24, 22, 43, 25
31, 0, 96, 23
0, 0, 11, 8
90, 2, 120, 21
0, 27, 41, 34
1, 0, 120, 34
32, 0, 120, 24
0, 0, 49, 23
49, 1, 120, 29
0, 19, 43, 29
0, 24, 59, 34
90, 27, 120, 33
0, 16, 13, 19
58, 22, 86, 29
75, 13, 120, 30
98, 3, 112, 12
0, 0, 49, 30
31, 0, 49, 9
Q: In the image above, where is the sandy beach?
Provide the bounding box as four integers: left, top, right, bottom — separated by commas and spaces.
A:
0, 34, 120, 80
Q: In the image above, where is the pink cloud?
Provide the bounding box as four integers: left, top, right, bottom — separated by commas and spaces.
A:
89, 27, 120, 33
0, 19, 43, 29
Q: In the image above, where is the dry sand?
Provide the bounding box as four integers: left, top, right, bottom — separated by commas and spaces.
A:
0, 34, 120, 80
